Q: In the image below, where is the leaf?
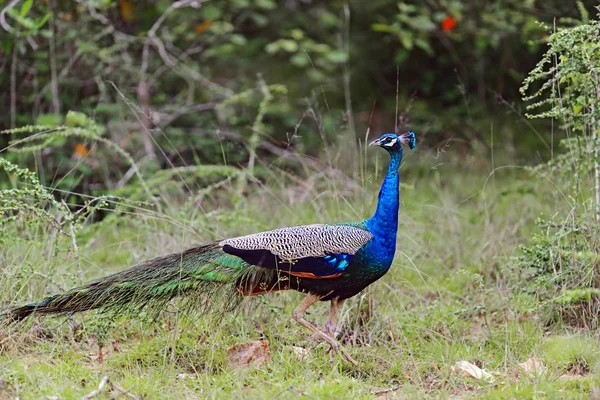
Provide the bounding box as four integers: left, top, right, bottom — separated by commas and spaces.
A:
325, 50, 348, 63
226, 340, 271, 368
250, 13, 268, 27
292, 346, 310, 361
65, 111, 91, 128
453, 361, 495, 383
415, 38, 433, 55
7, 10, 36, 30
290, 53, 309, 67
202, 5, 222, 20
265, 42, 279, 54
230, 34, 246, 46
399, 32, 413, 50
398, 2, 417, 13
280, 39, 298, 53
290, 29, 304, 40
371, 23, 397, 33
20, 0, 33, 17
516, 356, 546, 378
37, 12, 52, 29
255, 0, 276, 10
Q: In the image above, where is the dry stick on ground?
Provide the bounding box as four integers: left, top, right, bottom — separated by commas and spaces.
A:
372, 384, 402, 395
81, 376, 110, 400
81, 376, 140, 400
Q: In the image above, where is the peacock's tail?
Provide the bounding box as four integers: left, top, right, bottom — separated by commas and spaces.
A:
2, 242, 279, 324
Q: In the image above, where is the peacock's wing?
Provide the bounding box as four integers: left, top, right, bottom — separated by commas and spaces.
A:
220, 223, 373, 279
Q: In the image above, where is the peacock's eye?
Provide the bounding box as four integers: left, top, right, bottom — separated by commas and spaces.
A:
384, 137, 392, 142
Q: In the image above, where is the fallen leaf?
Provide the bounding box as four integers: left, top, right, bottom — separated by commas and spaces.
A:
226, 340, 271, 368
559, 373, 584, 381
292, 346, 310, 361
177, 373, 198, 380
517, 356, 546, 378
453, 360, 495, 383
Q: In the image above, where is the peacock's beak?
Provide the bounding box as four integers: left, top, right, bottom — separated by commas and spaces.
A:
369, 139, 381, 147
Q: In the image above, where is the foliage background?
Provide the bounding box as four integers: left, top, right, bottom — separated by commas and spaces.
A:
1, 0, 597, 196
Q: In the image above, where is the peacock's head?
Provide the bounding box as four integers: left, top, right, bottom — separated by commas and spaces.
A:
369, 131, 416, 153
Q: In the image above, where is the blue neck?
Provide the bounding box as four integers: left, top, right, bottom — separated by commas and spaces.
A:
365, 150, 402, 261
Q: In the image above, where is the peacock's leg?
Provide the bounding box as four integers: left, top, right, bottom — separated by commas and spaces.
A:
322, 298, 346, 363
292, 294, 357, 366
323, 297, 345, 337
310, 297, 344, 343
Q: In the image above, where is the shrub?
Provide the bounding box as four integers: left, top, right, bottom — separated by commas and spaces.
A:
518, 14, 600, 328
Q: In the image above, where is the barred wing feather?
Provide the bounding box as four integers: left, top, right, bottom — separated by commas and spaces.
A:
220, 224, 372, 278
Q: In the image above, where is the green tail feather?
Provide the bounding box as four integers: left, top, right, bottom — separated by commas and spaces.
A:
2, 242, 274, 324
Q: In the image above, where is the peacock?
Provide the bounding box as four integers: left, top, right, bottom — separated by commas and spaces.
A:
2, 131, 416, 365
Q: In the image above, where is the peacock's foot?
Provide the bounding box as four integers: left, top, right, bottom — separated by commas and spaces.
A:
292, 294, 357, 366
310, 322, 337, 343
327, 339, 358, 366
304, 338, 357, 366
307, 330, 357, 366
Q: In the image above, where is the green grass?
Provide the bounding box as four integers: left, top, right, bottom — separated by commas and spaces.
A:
1, 149, 598, 399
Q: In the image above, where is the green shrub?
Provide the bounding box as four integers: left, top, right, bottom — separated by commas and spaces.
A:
518, 13, 600, 329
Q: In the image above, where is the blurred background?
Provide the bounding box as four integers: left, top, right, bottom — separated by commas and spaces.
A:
1, 0, 596, 199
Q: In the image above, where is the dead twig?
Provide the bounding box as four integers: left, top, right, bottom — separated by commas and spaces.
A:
112, 381, 140, 399
81, 376, 110, 400
81, 376, 140, 400
372, 384, 402, 395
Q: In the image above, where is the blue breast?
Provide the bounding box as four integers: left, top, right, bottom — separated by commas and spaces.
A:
362, 148, 402, 273
363, 222, 397, 271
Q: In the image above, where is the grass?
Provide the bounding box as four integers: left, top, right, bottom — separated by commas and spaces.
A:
1, 145, 598, 399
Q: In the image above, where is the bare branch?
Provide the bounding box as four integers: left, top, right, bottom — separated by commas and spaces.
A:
80, 376, 140, 400
81, 376, 110, 400
372, 384, 402, 395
